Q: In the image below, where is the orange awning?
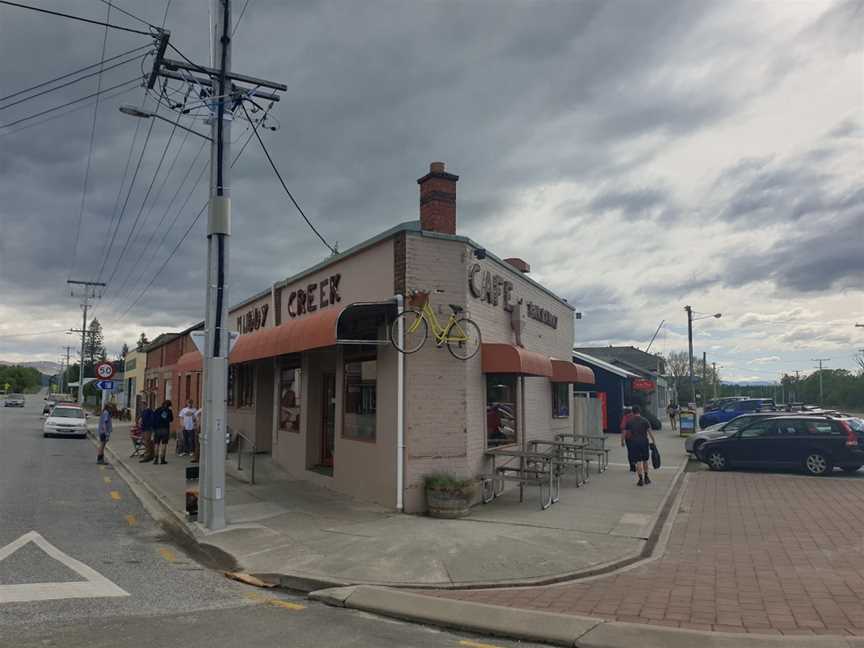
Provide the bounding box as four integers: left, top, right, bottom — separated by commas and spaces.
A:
175, 350, 203, 372
481, 343, 553, 377
550, 359, 595, 384
230, 306, 345, 365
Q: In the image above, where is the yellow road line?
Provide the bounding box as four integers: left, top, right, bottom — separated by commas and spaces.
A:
268, 599, 305, 611
158, 548, 176, 562
103, 476, 111, 484
125, 514, 137, 526
459, 641, 504, 648
109, 490, 121, 501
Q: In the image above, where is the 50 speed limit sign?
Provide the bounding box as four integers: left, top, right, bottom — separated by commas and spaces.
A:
96, 362, 115, 380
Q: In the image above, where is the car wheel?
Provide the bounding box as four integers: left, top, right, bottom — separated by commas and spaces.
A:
705, 449, 727, 471
803, 451, 831, 476
841, 465, 862, 474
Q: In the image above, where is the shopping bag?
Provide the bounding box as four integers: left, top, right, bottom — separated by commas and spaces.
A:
650, 443, 661, 470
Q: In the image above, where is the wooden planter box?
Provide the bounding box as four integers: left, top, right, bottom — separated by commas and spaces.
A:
425, 482, 478, 519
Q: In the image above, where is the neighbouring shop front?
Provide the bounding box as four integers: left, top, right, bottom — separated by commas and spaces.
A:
174, 163, 595, 513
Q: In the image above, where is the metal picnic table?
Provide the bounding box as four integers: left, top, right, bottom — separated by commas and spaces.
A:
529, 438, 590, 486
482, 445, 559, 510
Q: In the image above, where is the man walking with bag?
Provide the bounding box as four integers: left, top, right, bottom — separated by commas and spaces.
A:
624, 405, 657, 486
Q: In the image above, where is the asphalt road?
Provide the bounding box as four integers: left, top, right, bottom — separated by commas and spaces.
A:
0, 393, 543, 648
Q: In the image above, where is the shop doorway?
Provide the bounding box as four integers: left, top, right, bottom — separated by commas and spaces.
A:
320, 373, 336, 471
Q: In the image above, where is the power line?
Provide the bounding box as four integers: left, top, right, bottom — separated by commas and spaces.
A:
70, 0, 114, 280
0, 77, 141, 129
95, 0, 153, 28
97, 112, 157, 280
0, 329, 72, 339
0, 45, 150, 105
102, 110, 183, 291
0, 1, 157, 36
232, 0, 252, 36
0, 84, 138, 138
112, 126, 257, 323
240, 102, 336, 254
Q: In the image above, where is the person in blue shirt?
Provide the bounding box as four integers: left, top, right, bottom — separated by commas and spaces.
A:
97, 404, 112, 465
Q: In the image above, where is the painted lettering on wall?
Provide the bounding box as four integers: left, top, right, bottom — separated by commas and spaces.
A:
468, 263, 557, 329
237, 304, 269, 334
286, 274, 341, 318
526, 302, 558, 329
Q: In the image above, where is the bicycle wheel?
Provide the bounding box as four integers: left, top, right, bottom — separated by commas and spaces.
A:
390, 310, 428, 354
446, 317, 481, 360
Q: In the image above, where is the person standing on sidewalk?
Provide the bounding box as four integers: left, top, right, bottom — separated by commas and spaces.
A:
620, 406, 635, 472
96, 404, 112, 464
178, 400, 197, 458
666, 401, 679, 432
153, 400, 173, 465
138, 402, 156, 462
624, 405, 656, 486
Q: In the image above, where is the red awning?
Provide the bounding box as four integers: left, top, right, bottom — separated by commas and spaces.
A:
550, 359, 595, 385
481, 343, 553, 377
230, 306, 345, 365
175, 350, 202, 372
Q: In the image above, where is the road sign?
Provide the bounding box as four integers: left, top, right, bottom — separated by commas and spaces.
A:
94, 380, 115, 391
191, 330, 239, 355
95, 363, 114, 379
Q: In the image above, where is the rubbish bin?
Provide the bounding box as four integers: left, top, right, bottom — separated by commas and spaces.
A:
679, 409, 697, 437
185, 489, 199, 520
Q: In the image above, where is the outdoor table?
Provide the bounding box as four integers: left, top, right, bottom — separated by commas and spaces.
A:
482, 446, 558, 510
530, 439, 589, 486
556, 432, 608, 475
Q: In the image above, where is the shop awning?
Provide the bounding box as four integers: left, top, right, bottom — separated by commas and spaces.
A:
550, 359, 595, 385
230, 306, 345, 365
176, 350, 203, 372
336, 300, 397, 345
481, 343, 553, 377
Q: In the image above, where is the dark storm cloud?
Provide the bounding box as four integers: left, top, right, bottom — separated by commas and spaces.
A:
722, 210, 864, 293
0, 0, 859, 359
588, 186, 678, 222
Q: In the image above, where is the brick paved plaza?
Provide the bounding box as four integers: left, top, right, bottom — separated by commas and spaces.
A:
433, 470, 864, 636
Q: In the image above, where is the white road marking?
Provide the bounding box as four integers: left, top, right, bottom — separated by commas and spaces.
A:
0, 531, 129, 603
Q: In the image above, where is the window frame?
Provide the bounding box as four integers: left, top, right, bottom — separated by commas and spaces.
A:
342, 350, 377, 443
486, 373, 519, 449
278, 361, 302, 434
551, 382, 570, 419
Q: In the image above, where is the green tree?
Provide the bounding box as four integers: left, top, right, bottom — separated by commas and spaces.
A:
0, 365, 42, 393
118, 343, 129, 360
136, 332, 149, 352
84, 319, 105, 371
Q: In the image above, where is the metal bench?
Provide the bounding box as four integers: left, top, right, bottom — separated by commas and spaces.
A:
556, 433, 608, 474
529, 439, 589, 486
482, 447, 559, 510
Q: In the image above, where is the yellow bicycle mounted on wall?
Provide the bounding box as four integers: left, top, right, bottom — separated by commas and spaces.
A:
390, 290, 481, 360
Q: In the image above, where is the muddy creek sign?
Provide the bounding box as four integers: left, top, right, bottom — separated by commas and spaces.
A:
237, 304, 269, 334
468, 264, 558, 329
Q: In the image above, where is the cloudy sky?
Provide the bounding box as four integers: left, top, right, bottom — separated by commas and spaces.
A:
0, 0, 861, 382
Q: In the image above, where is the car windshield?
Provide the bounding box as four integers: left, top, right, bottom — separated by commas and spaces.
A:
51, 407, 85, 419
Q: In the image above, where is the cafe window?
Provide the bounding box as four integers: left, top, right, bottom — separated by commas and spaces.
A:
487, 374, 517, 447
278, 365, 302, 433
343, 355, 376, 441
237, 363, 254, 407
552, 383, 569, 418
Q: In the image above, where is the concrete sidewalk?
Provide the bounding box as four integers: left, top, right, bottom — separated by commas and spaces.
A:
103, 422, 688, 588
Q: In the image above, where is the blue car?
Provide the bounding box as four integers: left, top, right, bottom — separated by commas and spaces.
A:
699, 398, 775, 429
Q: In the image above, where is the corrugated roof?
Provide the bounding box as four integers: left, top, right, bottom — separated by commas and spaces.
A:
571, 350, 640, 378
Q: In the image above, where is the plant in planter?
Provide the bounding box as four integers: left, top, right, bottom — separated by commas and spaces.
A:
424, 473, 477, 519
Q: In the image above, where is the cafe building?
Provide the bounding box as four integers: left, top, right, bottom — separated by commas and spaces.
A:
174, 162, 594, 513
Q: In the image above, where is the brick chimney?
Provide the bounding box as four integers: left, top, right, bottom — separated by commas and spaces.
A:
504, 258, 530, 273
417, 161, 459, 235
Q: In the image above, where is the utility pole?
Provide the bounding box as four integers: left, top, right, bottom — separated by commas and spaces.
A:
701, 351, 706, 407
124, 0, 285, 531
61, 346, 73, 394
712, 362, 717, 399
67, 280, 104, 406
685, 305, 695, 407
811, 358, 830, 406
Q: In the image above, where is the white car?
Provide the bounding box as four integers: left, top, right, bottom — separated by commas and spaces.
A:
4, 394, 25, 407
43, 405, 88, 438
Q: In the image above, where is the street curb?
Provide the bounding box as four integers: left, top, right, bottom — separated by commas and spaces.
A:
309, 585, 862, 648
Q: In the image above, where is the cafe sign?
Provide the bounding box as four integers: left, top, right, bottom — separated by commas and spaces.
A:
633, 378, 655, 392
468, 263, 558, 329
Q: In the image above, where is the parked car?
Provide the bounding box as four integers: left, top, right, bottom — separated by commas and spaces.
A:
697, 415, 864, 476
43, 405, 88, 438
3, 394, 25, 407
703, 396, 748, 413
699, 398, 775, 429
685, 411, 792, 455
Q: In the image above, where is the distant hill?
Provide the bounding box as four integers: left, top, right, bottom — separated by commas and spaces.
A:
0, 360, 62, 375
721, 380, 776, 387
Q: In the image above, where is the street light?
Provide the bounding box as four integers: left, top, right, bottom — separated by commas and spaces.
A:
119, 105, 212, 141
684, 307, 722, 408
